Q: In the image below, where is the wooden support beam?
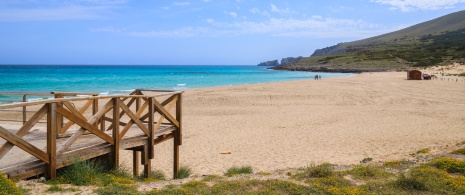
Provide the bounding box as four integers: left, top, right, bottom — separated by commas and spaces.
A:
47, 103, 57, 180
148, 98, 155, 159
112, 98, 120, 168
176, 93, 183, 145
60, 100, 93, 134
54, 94, 64, 136
119, 101, 149, 139
56, 107, 114, 144
119, 101, 150, 137
0, 126, 49, 163
133, 151, 140, 177
93, 95, 99, 127
0, 105, 47, 159
173, 131, 180, 179
56, 100, 113, 156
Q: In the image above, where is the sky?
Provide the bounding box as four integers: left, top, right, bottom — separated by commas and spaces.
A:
0, 0, 464, 65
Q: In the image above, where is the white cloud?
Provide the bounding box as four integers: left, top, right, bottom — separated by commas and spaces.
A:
0, 0, 125, 21
371, 0, 465, 11
125, 16, 395, 39
249, 8, 270, 17
224, 11, 237, 18
173, 2, 191, 6
270, 3, 294, 14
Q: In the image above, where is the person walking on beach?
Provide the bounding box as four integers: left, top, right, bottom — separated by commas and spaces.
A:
314, 75, 318, 80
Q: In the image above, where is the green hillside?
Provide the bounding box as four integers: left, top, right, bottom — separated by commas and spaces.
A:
275, 10, 465, 72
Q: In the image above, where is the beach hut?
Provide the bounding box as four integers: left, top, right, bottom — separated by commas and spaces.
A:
407, 70, 422, 80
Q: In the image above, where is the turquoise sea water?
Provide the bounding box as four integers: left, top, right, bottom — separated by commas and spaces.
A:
0, 65, 352, 103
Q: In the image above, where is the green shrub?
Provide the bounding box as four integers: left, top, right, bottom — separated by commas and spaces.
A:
0, 174, 22, 195
360, 157, 373, 163
174, 166, 192, 179
224, 166, 253, 177
451, 148, 465, 155
458, 72, 465, 77
392, 173, 427, 191
416, 148, 430, 154
95, 183, 139, 195
428, 157, 465, 174
349, 165, 389, 179
297, 163, 335, 179
383, 160, 415, 171
56, 160, 104, 186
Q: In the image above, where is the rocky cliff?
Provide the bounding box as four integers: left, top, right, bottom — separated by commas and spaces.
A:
258, 60, 279, 66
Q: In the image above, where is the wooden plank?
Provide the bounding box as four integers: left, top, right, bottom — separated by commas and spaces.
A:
60, 100, 93, 134
54, 94, 64, 136
119, 101, 149, 138
148, 98, 155, 159
173, 131, 179, 179
56, 100, 113, 155
0, 105, 47, 159
119, 101, 150, 137
176, 93, 183, 145
93, 96, 99, 127
133, 151, 140, 177
139, 95, 177, 121
47, 103, 57, 179
112, 98, 120, 167
0, 126, 49, 163
153, 100, 179, 128
56, 107, 114, 144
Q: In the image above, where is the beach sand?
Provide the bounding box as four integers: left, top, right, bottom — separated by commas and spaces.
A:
127, 68, 465, 177
2, 67, 465, 179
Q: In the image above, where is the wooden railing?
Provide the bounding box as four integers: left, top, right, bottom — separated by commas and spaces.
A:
0, 89, 183, 180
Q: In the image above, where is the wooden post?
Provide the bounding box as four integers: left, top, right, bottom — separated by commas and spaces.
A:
148, 98, 155, 159
173, 93, 182, 179
112, 98, 120, 168
142, 144, 151, 178
93, 95, 99, 127
54, 94, 64, 135
133, 151, 140, 177
47, 103, 57, 180
22, 95, 27, 125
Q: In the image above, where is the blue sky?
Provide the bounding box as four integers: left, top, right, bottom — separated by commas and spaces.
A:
0, 0, 464, 65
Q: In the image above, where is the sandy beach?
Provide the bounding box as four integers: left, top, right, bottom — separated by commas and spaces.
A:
1, 66, 465, 179
127, 66, 465, 177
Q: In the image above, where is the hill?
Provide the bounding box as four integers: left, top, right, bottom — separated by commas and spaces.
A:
273, 10, 465, 72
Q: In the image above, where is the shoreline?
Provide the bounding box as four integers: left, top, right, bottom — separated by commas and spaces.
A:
1, 67, 465, 179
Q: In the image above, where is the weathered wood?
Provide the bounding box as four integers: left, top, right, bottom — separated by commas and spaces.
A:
60, 100, 93, 134
133, 151, 140, 177
0, 105, 47, 159
54, 94, 64, 136
119, 101, 149, 138
112, 98, 120, 167
173, 130, 180, 179
56, 100, 113, 155
176, 93, 183, 145
0, 90, 183, 180
148, 98, 155, 159
153, 100, 179, 128
47, 103, 57, 179
119, 101, 150, 137
56, 107, 114, 144
0, 126, 49, 163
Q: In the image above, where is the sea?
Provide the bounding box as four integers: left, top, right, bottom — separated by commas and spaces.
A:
0, 65, 353, 103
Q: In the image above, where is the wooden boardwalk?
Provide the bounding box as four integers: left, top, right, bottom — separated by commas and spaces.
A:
0, 89, 183, 179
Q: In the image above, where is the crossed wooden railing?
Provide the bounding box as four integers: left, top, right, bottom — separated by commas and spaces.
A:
0, 89, 183, 180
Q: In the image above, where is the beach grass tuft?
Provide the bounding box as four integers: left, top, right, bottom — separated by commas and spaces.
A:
294, 163, 335, 179
348, 165, 390, 179
451, 148, 465, 155
416, 148, 430, 154
139, 169, 166, 182
383, 160, 415, 170
360, 157, 373, 163
224, 166, 253, 177
174, 166, 192, 179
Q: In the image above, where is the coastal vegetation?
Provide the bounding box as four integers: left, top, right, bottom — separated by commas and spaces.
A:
271, 10, 465, 72
3, 147, 465, 194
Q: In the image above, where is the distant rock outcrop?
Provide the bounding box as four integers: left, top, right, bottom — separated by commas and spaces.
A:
258, 60, 279, 66
311, 43, 345, 57
281, 56, 303, 65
